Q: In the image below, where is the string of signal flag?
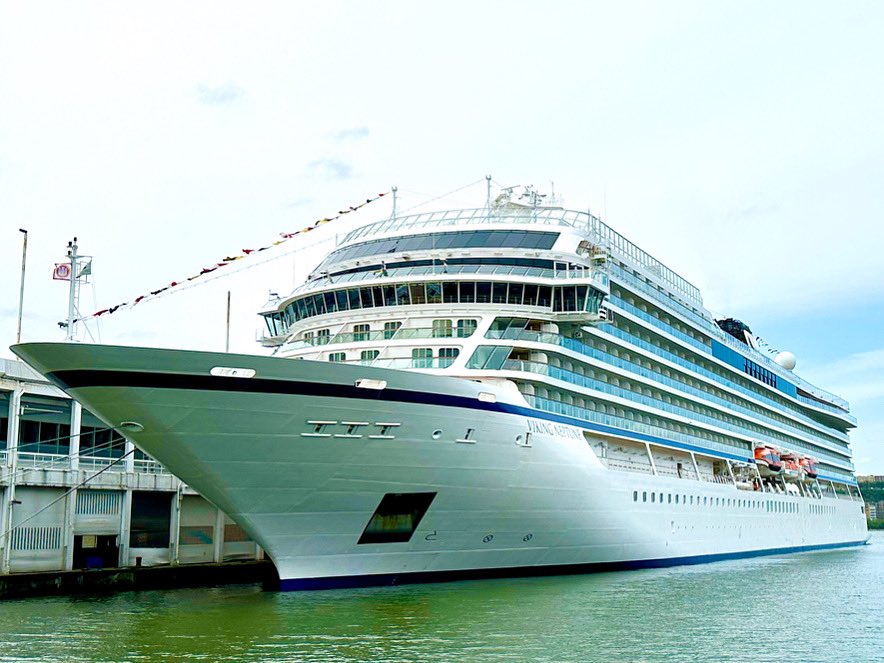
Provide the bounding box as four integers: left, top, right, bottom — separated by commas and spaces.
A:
56, 191, 388, 323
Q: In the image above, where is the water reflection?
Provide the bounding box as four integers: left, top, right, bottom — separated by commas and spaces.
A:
0, 535, 877, 663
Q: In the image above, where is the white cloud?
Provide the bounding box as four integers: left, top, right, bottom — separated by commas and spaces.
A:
195, 82, 244, 105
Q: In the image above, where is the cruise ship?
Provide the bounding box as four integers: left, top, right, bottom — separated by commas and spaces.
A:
13, 188, 869, 590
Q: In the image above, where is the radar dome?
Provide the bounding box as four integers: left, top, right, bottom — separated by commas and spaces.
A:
775, 351, 797, 371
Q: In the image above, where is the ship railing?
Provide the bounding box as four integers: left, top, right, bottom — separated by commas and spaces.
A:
525, 394, 747, 459
608, 263, 711, 329
609, 295, 711, 352
594, 325, 857, 428
504, 328, 849, 446
502, 359, 851, 469
344, 206, 591, 243
343, 206, 702, 306
13, 451, 72, 471
489, 327, 853, 449
78, 454, 127, 472
133, 458, 168, 475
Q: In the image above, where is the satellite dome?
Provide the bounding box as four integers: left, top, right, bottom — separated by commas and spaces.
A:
775, 351, 797, 371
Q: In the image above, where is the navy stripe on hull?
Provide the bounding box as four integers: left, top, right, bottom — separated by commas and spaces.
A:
277, 540, 869, 591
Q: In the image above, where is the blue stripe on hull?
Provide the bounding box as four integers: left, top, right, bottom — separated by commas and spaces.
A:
277, 539, 869, 591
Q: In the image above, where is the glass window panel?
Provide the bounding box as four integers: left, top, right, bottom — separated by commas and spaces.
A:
456, 319, 477, 337
523, 284, 538, 306
412, 347, 433, 368
476, 282, 491, 303
537, 286, 552, 308
323, 292, 337, 314
360, 288, 374, 308
465, 232, 487, 247
348, 289, 362, 309
409, 283, 426, 304
576, 286, 588, 311
426, 282, 442, 304
384, 321, 402, 339
336, 290, 349, 311
460, 282, 476, 303
384, 285, 397, 306
304, 296, 316, 318
508, 283, 523, 305
442, 281, 458, 303
492, 283, 508, 304
432, 319, 452, 338
563, 286, 577, 311
396, 284, 411, 305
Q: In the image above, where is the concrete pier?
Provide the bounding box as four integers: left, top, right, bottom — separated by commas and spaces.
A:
1, 357, 265, 591
0, 559, 278, 600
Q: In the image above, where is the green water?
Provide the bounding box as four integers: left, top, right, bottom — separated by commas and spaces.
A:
0, 534, 880, 663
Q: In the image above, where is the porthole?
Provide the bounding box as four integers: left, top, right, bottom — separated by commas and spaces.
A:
432, 429, 442, 440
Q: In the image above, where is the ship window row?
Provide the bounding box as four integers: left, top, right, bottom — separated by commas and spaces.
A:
268, 281, 603, 328
301, 319, 478, 345
479, 343, 844, 465
522, 388, 851, 472
326, 347, 461, 368
608, 321, 850, 443
532, 364, 846, 462
744, 359, 776, 387
321, 256, 573, 280
582, 330, 842, 448
509, 350, 846, 464
316, 230, 559, 270
631, 491, 832, 514
492, 320, 844, 450
612, 308, 842, 430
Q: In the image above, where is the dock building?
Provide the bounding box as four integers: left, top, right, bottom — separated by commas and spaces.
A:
1, 357, 261, 575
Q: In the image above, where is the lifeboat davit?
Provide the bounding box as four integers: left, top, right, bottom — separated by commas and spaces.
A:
799, 457, 819, 480
754, 446, 782, 477
779, 453, 804, 482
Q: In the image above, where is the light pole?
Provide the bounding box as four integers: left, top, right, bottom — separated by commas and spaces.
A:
16, 229, 28, 344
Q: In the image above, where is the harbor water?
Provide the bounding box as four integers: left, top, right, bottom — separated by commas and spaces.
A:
0, 533, 880, 663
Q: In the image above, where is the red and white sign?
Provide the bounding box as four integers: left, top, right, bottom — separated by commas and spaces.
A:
53, 263, 71, 280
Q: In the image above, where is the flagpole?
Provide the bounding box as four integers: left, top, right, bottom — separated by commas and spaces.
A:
225, 290, 231, 353
66, 238, 78, 342
16, 229, 28, 344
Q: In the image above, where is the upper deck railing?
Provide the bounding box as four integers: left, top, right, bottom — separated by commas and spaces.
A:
342, 206, 703, 308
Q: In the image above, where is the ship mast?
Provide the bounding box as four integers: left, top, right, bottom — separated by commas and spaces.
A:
65, 238, 79, 341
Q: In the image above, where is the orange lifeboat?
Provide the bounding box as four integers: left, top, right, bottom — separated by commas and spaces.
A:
779, 453, 803, 482
799, 457, 819, 480
754, 446, 782, 477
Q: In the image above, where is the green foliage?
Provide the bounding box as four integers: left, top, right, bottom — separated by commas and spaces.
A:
867, 519, 884, 530
859, 481, 884, 503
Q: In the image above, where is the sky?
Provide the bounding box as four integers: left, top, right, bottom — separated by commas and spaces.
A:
1, 2, 882, 471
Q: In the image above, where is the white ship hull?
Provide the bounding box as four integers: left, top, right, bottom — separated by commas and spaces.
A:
13, 343, 869, 590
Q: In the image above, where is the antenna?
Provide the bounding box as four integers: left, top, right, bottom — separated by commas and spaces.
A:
391, 186, 398, 221
485, 175, 492, 209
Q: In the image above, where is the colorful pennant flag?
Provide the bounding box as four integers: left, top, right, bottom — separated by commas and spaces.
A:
72, 191, 387, 323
